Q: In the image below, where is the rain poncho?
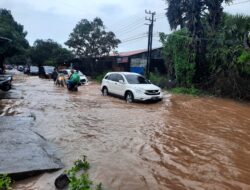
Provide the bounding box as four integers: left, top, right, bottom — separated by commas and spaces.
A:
70, 72, 80, 84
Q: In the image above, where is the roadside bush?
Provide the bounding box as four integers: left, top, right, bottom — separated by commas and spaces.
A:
171, 87, 205, 96
207, 43, 250, 100
66, 156, 102, 190
93, 71, 108, 83
210, 71, 250, 100
160, 29, 196, 88
149, 72, 168, 88
0, 174, 12, 190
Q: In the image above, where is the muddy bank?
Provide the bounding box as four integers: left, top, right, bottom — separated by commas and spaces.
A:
1, 73, 250, 190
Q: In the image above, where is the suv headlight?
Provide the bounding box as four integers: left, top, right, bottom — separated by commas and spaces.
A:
135, 88, 145, 93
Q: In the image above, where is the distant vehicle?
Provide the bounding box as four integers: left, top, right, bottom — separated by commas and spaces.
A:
29, 66, 39, 75
17, 65, 24, 72
101, 72, 163, 103
0, 75, 12, 91
5, 65, 13, 70
59, 69, 88, 85
39, 66, 54, 78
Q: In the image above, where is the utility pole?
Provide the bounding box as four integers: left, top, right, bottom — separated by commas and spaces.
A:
145, 10, 156, 78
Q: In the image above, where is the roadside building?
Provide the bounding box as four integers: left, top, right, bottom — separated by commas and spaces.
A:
62, 47, 166, 76
111, 47, 166, 75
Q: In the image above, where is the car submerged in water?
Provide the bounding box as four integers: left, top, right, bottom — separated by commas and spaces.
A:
101, 72, 163, 103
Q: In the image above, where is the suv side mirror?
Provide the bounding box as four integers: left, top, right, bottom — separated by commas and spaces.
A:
119, 80, 124, 84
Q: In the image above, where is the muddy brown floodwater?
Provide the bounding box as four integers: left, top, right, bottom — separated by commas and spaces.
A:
1, 72, 250, 190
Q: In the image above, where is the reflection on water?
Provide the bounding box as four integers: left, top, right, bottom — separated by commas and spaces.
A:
1, 74, 250, 190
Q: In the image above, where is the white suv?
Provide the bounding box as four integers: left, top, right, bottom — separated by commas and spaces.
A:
101, 72, 163, 102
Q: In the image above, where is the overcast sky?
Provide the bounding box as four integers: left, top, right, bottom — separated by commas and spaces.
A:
1, 0, 250, 52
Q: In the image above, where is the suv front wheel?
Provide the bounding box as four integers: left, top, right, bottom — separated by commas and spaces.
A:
102, 87, 108, 96
125, 91, 134, 103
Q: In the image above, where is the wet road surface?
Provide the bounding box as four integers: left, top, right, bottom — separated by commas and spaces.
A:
1, 72, 250, 190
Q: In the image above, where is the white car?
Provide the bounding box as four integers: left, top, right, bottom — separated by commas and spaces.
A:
59, 69, 88, 84
101, 72, 163, 103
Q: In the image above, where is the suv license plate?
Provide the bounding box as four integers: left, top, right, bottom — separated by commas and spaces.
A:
151, 97, 159, 100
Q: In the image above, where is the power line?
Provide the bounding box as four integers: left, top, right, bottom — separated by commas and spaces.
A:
119, 38, 147, 46
117, 24, 145, 37
110, 15, 144, 29
112, 17, 145, 33
120, 33, 148, 41
120, 32, 160, 41
121, 35, 148, 43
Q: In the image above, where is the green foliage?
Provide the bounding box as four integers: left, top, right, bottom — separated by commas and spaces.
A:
4, 54, 27, 66
74, 156, 90, 171
238, 51, 250, 74
149, 72, 168, 88
0, 9, 29, 69
29, 39, 73, 66
206, 14, 250, 99
68, 173, 93, 190
162, 3, 250, 99
160, 29, 195, 87
0, 174, 12, 190
96, 183, 102, 190
66, 156, 102, 190
165, 0, 233, 83
65, 17, 120, 58
171, 87, 205, 96
93, 72, 109, 83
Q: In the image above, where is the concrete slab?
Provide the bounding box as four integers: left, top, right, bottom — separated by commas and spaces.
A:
0, 116, 64, 177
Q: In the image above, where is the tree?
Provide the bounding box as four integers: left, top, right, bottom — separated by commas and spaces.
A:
65, 17, 120, 59
223, 14, 250, 49
165, 0, 232, 82
160, 30, 195, 87
29, 39, 73, 66
207, 13, 250, 99
0, 9, 29, 70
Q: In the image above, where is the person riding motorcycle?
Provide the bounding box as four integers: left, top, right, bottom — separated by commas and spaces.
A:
67, 69, 80, 90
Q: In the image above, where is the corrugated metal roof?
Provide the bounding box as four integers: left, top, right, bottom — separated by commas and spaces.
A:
111, 47, 162, 57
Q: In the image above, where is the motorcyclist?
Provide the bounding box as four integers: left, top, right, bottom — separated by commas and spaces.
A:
67, 69, 80, 90
51, 68, 58, 84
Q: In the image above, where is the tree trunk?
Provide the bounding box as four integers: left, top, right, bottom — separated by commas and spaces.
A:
0, 54, 5, 72
243, 32, 250, 50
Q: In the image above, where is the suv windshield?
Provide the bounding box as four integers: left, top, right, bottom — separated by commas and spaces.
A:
125, 74, 150, 84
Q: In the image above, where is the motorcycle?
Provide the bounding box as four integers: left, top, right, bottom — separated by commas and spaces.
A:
67, 81, 79, 91
55, 74, 66, 87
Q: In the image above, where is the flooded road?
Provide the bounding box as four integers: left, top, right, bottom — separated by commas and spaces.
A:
1, 72, 250, 190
